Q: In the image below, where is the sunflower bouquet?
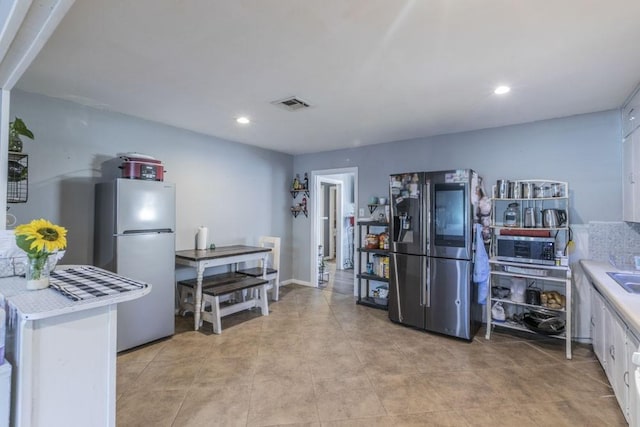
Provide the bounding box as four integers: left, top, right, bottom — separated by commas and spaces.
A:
15, 218, 67, 290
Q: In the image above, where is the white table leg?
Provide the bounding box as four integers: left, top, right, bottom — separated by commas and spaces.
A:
259, 285, 269, 316
212, 295, 222, 334
194, 265, 205, 331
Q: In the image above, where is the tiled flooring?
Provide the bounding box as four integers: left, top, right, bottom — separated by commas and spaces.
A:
318, 260, 354, 295
116, 284, 626, 426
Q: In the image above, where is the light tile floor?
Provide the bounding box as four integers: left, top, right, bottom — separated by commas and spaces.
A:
116, 284, 626, 426
318, 260, 354, 295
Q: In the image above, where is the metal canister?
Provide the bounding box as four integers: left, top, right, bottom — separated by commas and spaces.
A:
534, 185, 544, 198
521, 182, 534, 199
497, 180, 508, 198
508, 181, 519, 198
524, 207, 536, 228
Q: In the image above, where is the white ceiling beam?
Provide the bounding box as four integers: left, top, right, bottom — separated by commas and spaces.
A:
0, 0, 74, 229
0, 0, 33, 68
0, 0, 75, 90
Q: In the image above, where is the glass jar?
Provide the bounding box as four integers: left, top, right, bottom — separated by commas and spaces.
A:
366, 234, 379, 249
504, 202, 520, 227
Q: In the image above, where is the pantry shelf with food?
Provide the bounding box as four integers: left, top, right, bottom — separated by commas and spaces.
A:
356, 220, 389, 310
485, 179, 572, 359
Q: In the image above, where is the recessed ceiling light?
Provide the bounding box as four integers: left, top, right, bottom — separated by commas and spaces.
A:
236, 116, 250, 124
494, 86, 511, 95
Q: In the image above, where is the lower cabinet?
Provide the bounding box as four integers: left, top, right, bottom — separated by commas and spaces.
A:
627, 331, 640, 427
591, 283, 639, 425
591, 287, 606, 365
605, 303, 630, 419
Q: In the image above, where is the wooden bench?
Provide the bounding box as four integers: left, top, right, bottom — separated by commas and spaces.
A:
177, 272, 269, 334
177, 272, 246, 314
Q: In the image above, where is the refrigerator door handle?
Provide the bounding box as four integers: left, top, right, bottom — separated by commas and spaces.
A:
424, 256, 431, 307
122, 228, 173, 234
424, 180, 431, 256
392, 253, 403, 321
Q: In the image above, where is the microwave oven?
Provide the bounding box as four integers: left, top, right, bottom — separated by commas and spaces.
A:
495, 235, 555, 265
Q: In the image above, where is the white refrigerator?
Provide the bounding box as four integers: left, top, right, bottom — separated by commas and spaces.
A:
94, 179, 176, 351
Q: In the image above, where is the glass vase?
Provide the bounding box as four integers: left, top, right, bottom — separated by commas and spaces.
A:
26, 255, 51, 290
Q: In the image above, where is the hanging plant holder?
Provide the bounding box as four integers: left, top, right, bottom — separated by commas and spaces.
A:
7, 152, 28, 203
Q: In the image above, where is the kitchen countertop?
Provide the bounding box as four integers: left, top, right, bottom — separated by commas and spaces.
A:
580, 259, 640, 336
0, 266, 150, 321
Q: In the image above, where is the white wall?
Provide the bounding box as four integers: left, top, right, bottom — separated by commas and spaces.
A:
293, 110, 622, 282
8, 90, 293, 280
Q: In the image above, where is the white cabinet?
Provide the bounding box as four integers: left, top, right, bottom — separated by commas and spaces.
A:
605, 303, 629, 421
627, 331, 640, 426
622, 82, 640, 223
1, 271, 149, 427
591, 282, 640, 425
623, 85, 640, 139
623, 131, 640, 222
591, 287, 606, 365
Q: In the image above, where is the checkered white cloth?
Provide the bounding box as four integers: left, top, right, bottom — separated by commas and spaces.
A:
50, 266, 148, 301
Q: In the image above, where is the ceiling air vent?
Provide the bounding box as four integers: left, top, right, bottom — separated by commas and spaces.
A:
271, 96, 312, 111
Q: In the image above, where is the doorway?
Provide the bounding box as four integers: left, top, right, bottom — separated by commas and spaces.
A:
310, 167, 358, 295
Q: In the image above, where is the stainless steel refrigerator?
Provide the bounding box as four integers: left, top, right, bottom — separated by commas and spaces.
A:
388, 169, 481, 340
94, 179, 176, 351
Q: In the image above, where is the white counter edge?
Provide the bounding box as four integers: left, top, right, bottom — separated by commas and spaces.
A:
0, 266, 151, 321
580, 259, 640, 338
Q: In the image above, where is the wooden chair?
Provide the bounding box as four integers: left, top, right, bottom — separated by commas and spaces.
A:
237, 236, 281, 301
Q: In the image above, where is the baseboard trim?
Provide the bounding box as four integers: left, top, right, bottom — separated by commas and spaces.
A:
281, 279, 315, 288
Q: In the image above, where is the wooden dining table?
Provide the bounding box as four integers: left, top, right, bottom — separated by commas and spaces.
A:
175, 245, 271, 330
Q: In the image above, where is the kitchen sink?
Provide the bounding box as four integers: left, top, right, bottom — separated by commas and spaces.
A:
607, 272, 640, 294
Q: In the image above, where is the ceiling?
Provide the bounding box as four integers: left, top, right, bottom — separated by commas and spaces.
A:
15, 0, 640, 155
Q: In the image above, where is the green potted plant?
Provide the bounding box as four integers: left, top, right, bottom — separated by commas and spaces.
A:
8, 117, 34, 152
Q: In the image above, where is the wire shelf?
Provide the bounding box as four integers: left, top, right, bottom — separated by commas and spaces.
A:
7, 152, 28, 203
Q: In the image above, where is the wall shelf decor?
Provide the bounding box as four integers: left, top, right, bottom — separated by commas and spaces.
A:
290, 172, 309, 217
7, 152, 28, 203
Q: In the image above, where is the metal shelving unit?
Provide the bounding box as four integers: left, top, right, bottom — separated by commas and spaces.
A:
485, 179, 572, 359
356, 220, 389, 310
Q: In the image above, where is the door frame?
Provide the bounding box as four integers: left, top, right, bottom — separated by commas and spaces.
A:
310, 167, 358, 290
329, 185, 337, 259
317, 178, 342, 273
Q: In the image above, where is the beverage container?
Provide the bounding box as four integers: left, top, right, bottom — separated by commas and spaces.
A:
497, 180, 508, 198
521, 182, 535, 199
524, 207, 536, 228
